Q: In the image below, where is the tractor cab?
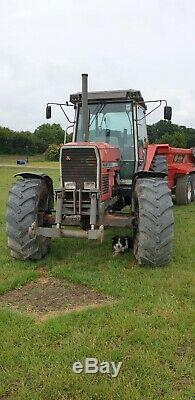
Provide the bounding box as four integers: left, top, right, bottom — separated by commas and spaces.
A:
70, 90, 148, 182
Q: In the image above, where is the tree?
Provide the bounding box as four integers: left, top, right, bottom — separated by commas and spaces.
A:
186, 129, 195, 148
0, 126, 46, 155
0, 123, 65, 155
156, 132, 187, 148
147, 119, 195, 148
34, 123, 64, 146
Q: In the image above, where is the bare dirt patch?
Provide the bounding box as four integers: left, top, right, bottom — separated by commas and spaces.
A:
0, 270, 113, 321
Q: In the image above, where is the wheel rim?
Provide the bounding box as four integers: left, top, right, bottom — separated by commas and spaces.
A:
36, 185, 51, 252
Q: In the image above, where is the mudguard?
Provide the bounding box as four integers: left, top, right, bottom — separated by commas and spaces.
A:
133, 170, 167, 180
14, 172, 54, 210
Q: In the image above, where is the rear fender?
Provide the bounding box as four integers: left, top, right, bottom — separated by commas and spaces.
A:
133, 170, 167, 180
144, 144, 169, 171
14, 172, 54, 210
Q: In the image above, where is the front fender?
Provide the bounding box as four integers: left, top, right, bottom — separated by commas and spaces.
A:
14, 172, 54, 209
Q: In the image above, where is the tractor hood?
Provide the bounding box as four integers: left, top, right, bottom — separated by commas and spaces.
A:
62, 141, 121, 164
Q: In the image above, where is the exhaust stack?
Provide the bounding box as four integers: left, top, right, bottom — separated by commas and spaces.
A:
82, 73, 89, 141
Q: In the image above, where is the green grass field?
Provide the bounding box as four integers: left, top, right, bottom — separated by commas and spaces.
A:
0, 154, 59, 169
0, 158, 194, 400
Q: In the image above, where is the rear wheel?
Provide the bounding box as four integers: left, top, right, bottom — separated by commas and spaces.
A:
6, 179, 52, 260
190, 174, 195, 201
132, 177, 173, 266
175, 175, 193, 205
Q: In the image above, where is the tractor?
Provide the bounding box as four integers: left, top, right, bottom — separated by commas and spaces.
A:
6, 74, 195, 266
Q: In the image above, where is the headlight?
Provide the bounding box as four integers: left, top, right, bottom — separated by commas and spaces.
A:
64, 182, 76, 189
84, 182, 96, 190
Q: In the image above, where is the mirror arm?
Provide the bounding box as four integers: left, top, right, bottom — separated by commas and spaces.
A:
47, 102, 74, 107
59, 105, 74, 124
46, 102, 74, 123
135, 99, 168, 121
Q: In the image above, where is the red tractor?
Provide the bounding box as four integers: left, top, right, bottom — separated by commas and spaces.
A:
6, 74, 195, 266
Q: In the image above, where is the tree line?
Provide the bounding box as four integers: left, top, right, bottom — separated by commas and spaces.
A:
0, 124, 65, 155
0, 120, 194, 156
147, 120, 195, 148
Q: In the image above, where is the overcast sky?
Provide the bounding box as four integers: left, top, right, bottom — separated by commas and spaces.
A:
1, 0, 195, 132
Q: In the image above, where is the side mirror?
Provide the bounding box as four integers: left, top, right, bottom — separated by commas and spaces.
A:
46, 105, 51, 119
164, 106, 172, 121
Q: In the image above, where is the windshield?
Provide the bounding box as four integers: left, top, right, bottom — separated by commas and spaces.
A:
76, 102, 134, 161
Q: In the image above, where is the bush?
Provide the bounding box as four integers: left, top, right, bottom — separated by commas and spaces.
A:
44, 144, 61, 161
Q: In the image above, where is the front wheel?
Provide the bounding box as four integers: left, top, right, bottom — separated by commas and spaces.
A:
132, 177, 174, 266
6, 178, 52, 260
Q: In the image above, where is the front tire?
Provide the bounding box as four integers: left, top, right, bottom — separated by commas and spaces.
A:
6, 179, 52, 260
132, 177, 173, 266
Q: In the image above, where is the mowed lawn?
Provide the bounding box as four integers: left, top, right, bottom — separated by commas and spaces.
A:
0, 160, 194, 400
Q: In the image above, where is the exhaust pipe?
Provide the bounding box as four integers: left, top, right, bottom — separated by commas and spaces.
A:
82, 73, 89, 141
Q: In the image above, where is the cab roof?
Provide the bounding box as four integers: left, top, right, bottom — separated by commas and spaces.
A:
70, 89, 146, 107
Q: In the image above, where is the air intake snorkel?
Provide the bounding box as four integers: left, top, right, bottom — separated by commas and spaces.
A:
82, 73, 89, 141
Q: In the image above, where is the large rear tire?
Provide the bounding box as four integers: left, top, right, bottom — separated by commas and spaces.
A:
6, 179, 52, 260
191, 175, 195, 201
132, 177, 173, 266
175, 175, 193, 205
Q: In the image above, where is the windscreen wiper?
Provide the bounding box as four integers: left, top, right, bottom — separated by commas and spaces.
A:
89, 103, 106, 128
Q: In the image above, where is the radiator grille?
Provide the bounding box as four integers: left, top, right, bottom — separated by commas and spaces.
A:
101, 174, 109, 194
61, 147, 97, 189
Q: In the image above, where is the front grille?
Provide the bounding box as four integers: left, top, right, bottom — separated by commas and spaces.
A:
101, 174, 109, 194
61, 147, 97, 189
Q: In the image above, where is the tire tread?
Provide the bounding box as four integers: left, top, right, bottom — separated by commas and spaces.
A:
133, 177, 173, 266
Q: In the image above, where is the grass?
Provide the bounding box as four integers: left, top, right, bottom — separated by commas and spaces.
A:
0, 154, 58, 169
0, 159, 194, 399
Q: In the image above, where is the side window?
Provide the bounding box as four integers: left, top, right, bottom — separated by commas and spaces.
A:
137, 106, 147, 146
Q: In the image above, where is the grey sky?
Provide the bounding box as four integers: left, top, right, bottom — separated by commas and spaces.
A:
1, 0, 195, 131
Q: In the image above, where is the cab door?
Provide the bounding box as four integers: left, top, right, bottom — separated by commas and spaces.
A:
136, 105, 148, 165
